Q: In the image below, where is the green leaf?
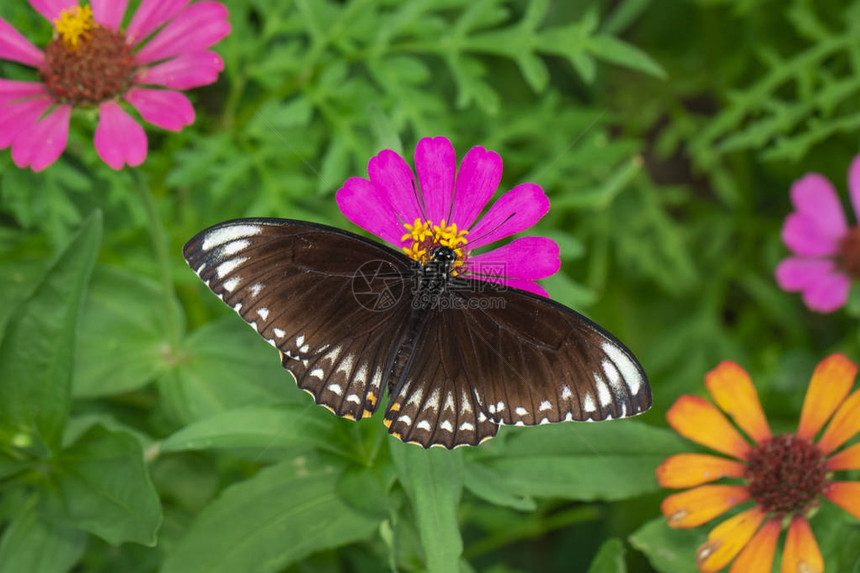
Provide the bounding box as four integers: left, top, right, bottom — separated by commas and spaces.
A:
0, 503, 87, 573
587, 35, 667, 80
587, 538, 627, 573
336, 461, 397, 520
160, 460, 379, 573
159, 316, 302, 423
41, 425, 162, 546
390, 441, 464, 573
628, 518, 700, 573
159, 404, 354, 460
463, 461, 536, 511
0, 212, 101, 450
74, 266, 180, 397
472, 422, 687, 500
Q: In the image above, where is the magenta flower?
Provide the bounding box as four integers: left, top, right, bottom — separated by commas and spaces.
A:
336, 136, 560, 297
776, 154, 860, 313
0, 0, 230, 171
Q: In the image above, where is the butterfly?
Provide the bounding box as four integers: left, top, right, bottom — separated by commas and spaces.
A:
183, 218, 651, 448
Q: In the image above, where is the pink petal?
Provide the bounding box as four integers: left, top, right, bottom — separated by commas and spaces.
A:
414, 136, 456, 223
0, 79, 47, 105
775, 258, 837, 291
367, 149, 422, 225
11, 104, 71, 171
336, 177, 405, 248
466, 237, 560, 281
133, 50, 224, 89
464, 272, 550, 298
134, 2, 230, 65
91, 0, 128, 31
94, 101, 147, 169
782, 213, 839, 257
449, 146, 503, 230
0, 17, 45, 67
467, 183, 550, 249
849, 154, 860, 221
27, 0, 76, 22
802, 271, 851, 314
0, 96, 52, 148
790, 173, 848, 241
124, 87, 194, 131
126, 0, 189, 45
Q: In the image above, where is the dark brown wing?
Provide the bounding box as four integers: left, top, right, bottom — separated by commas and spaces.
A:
383, 279, 650, 448
182, 218, 414, 420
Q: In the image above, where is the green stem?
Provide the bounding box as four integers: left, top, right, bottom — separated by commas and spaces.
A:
135, 171, 182, 352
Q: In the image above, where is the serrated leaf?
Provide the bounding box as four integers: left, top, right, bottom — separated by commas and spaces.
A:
159, 404, 354, 460
42, 425, 162, 546
587, 538, 627, 573
0, 212, 101, 450
160, 460, 379, 573
159, 316, 301, 423
0, 504, 87, 573
74, 266, 179, 397
629, 518, 700, 573
588, 35, 667, 80
390, 441, 464, 573
472, 422, 687, 500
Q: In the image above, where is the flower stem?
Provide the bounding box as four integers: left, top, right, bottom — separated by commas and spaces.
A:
135, 171, 182, 352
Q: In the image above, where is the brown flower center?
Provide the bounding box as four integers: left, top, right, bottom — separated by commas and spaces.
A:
40, 6, 135, 107
744, 433, 827, 516
838, 226, 860, 279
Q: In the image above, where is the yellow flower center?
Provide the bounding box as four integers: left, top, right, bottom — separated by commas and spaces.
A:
54, 4, 95, 49
401, 219, 468, 273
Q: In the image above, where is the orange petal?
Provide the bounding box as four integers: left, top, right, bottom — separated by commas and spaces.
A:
656, 453, 746, 489
827, 441, 860, 471
705, 361, 772, 443
660, 485, 750, 528
824, 481, 860, 520
781, 517, 823, 573
797, 353, 857, 441
696, 506, 766, 573
817, 389, 860, 455
729, 519, 780, 573
667, 396, 751, 460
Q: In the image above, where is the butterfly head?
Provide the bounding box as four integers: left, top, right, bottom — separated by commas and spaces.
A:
402, 218, 468, 275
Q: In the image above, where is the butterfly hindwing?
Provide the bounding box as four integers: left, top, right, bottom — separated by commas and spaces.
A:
183, 218, 413, 420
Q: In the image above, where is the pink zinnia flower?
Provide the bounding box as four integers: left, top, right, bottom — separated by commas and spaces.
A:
336, 136, 560, 297
776, 154, 860, 313
0, 0, 230, 171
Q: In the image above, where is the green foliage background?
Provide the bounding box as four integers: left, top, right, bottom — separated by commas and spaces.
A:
2, 0, 860, 572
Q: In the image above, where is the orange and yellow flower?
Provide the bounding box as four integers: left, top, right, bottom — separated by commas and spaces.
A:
657, 354, 860, 572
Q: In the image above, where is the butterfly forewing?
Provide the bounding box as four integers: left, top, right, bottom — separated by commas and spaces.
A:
183, 218, 413, 420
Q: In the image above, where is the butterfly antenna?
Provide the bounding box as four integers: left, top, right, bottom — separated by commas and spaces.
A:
412, 179, 429, 222
468, 212, 516, 245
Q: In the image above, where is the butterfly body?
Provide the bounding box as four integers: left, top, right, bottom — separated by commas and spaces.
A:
184, 218, 651, 448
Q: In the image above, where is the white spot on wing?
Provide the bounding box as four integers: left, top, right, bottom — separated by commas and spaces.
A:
223, 277, 241, 292
216, 257, 247, 279
425, 389, 441, 412
327, 383, 342, 395
355, 363, 368, 385
444, 392, 456, 412
601, 342, 642, 395
273, 328, 285, 338
496, 401, 505, 412
257, 307, 269, 320
233, 303, 243, 313
336, 354, 355, 376
440, 420, 454, 432
515, 407, 528, 416
460, 390, 473, 414
459, 422, 475, 431
310, 369, 324, 380
406, 387, 425, 408
251, 283, 264, 297
561, 385, 572, 400
594, 373, 612, 408
346, 394, 361, 404
583, 393, 596, 412
296, 335, 305, 347
539, 400, 552, 412
202, 225, 261, 251
220, 239, 250, 256
417, 420, 432, 432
